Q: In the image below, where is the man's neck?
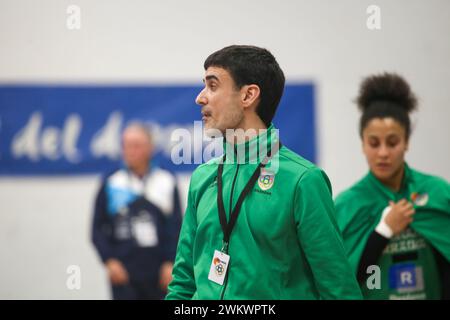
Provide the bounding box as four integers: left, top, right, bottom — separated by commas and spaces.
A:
225, 116, 267, 144
130, 164, 149, 178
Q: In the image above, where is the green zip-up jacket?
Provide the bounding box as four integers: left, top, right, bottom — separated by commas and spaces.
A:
166, 125, 362, 300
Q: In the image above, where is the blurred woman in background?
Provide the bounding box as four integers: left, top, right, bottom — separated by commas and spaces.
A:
335, 72, 450, 300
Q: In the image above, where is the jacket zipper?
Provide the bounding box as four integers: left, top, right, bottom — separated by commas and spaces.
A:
220, 149, 240, 300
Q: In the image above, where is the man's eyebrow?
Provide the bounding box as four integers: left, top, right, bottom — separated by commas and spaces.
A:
204, 75, 219, 83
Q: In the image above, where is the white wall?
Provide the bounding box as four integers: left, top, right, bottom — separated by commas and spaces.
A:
0, 0, 449, 299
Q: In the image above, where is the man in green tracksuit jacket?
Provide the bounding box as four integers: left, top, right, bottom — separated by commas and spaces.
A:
166, 45, 362, 300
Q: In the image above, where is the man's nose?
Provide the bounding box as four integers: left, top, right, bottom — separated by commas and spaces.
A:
195, 88, 207, 106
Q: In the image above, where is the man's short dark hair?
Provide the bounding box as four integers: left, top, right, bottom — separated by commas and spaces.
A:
204, 45, 285, 127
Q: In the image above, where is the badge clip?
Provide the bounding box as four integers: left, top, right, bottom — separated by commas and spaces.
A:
221, 240, 229, 253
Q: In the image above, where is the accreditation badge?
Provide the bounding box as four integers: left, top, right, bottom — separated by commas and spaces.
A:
131, 210, 158, 247
208, 250, 230, 285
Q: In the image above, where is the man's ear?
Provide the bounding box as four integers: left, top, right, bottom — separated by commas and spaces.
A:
241, 84, 260, 109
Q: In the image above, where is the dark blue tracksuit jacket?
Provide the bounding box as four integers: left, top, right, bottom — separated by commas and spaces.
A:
92, 166, 181, 297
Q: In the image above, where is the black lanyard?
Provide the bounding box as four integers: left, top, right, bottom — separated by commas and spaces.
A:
216, 141, 282, 253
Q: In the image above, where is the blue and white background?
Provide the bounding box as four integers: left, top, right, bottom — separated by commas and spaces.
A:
0, 0, 449, 299
0, 85, 316, 175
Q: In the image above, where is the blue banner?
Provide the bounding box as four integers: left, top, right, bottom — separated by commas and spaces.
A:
0, 84, 316, 175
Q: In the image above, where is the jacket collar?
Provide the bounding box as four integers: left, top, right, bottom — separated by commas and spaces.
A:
222, 123, 280, 164
367, 162, 412, 200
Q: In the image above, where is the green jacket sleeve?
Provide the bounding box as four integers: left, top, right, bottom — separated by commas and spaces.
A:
165, 181, 197, 300
334, 194, 378, 274
294, 167, 362, 299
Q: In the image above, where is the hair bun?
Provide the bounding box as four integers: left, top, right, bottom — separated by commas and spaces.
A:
356, 72, 417, 113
